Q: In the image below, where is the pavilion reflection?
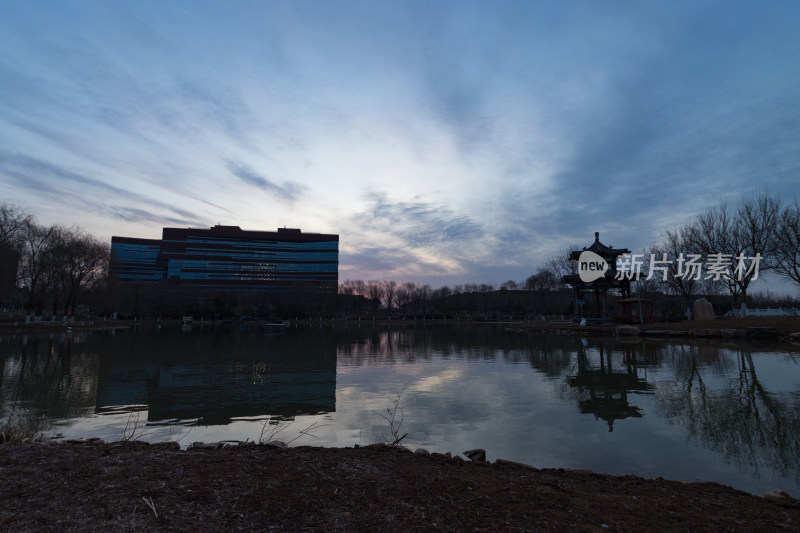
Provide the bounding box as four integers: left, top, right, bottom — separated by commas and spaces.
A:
566, 339, 654, 431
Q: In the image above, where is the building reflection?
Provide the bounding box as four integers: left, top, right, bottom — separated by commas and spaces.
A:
94, 328, 337, 425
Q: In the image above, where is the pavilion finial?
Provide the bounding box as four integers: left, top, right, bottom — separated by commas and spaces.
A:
595, 231, 599, 242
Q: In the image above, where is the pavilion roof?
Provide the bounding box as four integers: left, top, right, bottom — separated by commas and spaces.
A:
569, 232, 631, 260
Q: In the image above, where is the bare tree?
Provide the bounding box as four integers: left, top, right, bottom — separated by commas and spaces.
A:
0, 203, 33, 250
382, 280, 398, 315
648, 228, 701, 308
684, 194, 779, 306
0, 204, 33, 303
544, 246, 578, 281
524, 269, 558, 291
18, 221, 58, 314
774, 200, 800, 289
338, 280, 356, 295
338, 279, 368, 315
52, 226, 110, 314
352, 279, 366, 298
500, 279, 519, 290
366, 281, 384, 314
432, 285, 452, 315
417, 284, 432, 315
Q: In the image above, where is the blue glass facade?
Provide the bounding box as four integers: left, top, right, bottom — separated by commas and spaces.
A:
110, 226, 338, 294
109, 238, 164, 284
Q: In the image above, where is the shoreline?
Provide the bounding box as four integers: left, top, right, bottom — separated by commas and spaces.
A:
513, 316, 800, 341
2, 315, 799, 339
1, 440, 798, 531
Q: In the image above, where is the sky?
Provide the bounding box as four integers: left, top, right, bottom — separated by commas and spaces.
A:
1, 0, 799, 289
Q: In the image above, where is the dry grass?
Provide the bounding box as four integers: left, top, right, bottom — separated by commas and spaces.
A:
0, 414, 45, 444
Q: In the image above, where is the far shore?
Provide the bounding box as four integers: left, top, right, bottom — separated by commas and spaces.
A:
514, 315, 800, 340
1, 315, 800, 340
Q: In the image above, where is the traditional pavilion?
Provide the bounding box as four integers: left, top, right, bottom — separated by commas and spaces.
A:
562, 232, 637, 321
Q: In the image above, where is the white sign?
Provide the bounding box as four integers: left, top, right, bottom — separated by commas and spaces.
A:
578, 251, 608, 283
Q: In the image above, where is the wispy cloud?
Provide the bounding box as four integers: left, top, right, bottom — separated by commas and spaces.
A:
337, 193, 487, 281
355, 192, 483, 247
226, 160, 308, 202
1, 1, 799, 286
0, 151, 207, 226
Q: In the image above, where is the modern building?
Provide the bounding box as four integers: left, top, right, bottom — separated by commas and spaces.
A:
110, 225, 338, 294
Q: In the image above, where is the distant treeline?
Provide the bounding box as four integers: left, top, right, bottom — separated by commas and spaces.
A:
339, 193, 800, 320
1, 193, 798, 320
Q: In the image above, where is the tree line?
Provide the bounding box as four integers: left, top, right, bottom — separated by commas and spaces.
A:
337, 276, 571, 319
0, 204, 109, 316
2, 193, 798, 320
637, 193, 800, 316
339, 193, 800, 320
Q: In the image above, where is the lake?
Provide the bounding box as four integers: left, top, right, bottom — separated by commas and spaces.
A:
1, 323, 799, 496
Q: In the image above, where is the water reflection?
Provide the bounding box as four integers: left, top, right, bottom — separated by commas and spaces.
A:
94, 329, 336, 425
0, 332, 99, 433
566, 340, 654, 431
655, 343, 800, 486
1, 328, 337, 429
1, 325, 799, 495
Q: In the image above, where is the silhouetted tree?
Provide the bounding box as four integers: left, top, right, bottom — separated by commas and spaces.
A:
18, 221, 58, 314
366, 280, 383, 314
51, 226, 109, 314
775, 200, 800, 290
684, 194, 780, 306
544, 246, 578, 281
0, 204, 33, 250
524, 269, 558, 291
0, 204, 33, 304
382, 280, 397, 315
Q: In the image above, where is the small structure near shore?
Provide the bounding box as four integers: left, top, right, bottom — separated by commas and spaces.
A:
615, 297, 657, 324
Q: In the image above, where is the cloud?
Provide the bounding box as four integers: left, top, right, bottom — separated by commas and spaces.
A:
355, 193, 483, 247
0, 151, 207, 227
335, 193, 488, 281
106, 205, 204, 227
226, 160, 308, 202
506, 3, 800, 257
340, 248, 416, 275
2, 1, 800, 289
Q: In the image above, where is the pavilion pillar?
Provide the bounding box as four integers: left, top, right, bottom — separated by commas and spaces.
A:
573, 286, 579, 320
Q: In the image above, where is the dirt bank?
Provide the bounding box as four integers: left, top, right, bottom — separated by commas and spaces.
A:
1, 441, 798, 532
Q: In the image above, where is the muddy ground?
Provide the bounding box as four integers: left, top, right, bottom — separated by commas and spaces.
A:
1, 441, 798, 532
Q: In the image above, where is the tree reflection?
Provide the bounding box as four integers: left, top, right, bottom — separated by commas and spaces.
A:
334, 324, 578, 375
0, 333, 100, 433
655, 344, 800, 486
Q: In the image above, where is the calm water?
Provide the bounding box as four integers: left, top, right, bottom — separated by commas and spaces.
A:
2, 324, 799, 496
